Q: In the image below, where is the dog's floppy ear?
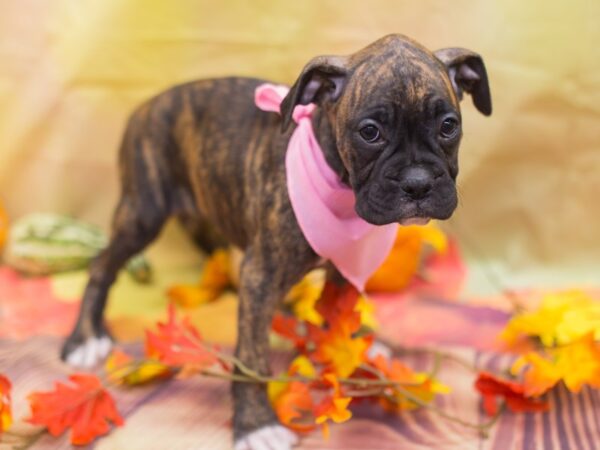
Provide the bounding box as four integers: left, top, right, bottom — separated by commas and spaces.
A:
434, 48, 492, 116
280, 55, 349, 132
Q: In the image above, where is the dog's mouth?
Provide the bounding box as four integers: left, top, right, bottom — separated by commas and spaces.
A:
355, 186, 457, 226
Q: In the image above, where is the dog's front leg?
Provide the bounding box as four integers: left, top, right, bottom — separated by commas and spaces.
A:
232, 246, 310, 450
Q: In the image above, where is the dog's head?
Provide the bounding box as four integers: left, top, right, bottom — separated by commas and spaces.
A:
280, 34, 491, 225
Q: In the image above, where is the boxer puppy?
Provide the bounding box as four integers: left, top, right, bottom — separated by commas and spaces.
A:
62, 34, 491, 450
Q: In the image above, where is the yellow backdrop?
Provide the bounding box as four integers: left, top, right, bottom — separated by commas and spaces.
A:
1, 0, 599, 294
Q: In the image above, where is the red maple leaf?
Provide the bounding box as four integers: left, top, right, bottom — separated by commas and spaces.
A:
272, 313, 307, 349
474, 372, 549, 416
315, 282, 362, 335
145, 303, 219, 370
27, 374, 123, 445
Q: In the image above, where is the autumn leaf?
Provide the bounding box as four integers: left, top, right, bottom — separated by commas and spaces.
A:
27, 374, 123, 445
501, 290, 600, 348
312, 329, 371, 378
105, 349, 173, 385
271, 313, 307, 350
314, 374, 352, 438
289, 355, 317, 378
366, 223, 448, 293
315, 282, 362, 335
270, 381, 316, 432
285, 270, 326, 326
145, 303, 219, 374
513, 333, 600, 396
167, 249, 231, 308
555, 334, 600, 392
0, 374, 12, 434
268, 356, 317, 432
511, 352, 562, 397
354, 295, 378, 330
369, 355, 447, 411
268, 355, 316, 411
167, 285, 219, 309
282, 282, 372, 377
474, 372, 549, 416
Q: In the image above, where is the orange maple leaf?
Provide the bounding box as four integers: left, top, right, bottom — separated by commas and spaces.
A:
27, 374, 123, 445
512, 333, 600, 396
368, 355, 444, 411
366, 223, 447, 293
309, 282, 372, 377
145, 303, 219, 373
369, 354, 417, 383
271, 381, 316, 432
167, 249, 232, 308
313, 374, 352, 438
0, 374, 12, 434
474, 372, 549, 416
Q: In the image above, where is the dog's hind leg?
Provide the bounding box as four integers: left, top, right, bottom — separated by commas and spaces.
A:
61, 194, 168, 367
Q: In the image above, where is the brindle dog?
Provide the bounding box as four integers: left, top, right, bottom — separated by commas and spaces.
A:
62, 34, 491, 450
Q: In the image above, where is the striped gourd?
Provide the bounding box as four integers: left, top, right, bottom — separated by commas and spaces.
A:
3, 213, 151, 282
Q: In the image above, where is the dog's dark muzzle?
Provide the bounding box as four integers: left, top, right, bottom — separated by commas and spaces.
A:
383, 165, 446, 200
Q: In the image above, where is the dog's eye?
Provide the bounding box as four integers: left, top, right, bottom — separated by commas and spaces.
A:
359, 125, 381, 143
440, 117, 459, 139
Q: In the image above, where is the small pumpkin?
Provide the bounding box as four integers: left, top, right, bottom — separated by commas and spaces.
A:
3, 213, 150, 281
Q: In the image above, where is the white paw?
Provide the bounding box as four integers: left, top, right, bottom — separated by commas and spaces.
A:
234, 425, 298, 450
65, 336, 113, 368
367, 340, 393, 360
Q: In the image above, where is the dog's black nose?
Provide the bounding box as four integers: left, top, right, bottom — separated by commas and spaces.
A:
399, 167, 434, 199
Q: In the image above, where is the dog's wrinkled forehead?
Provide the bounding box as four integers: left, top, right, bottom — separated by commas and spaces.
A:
280, 33, 490, 132
342, 35, 458, 115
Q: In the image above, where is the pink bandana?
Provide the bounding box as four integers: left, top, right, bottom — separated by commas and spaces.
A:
255, 83, 398, 291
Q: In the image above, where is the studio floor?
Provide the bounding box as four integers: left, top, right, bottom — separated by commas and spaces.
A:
1, 242, 598, 449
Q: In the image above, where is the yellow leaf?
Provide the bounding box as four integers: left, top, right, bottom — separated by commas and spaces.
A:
355, 295, 378, 330
268, 355, 316, 406
315, 332, 370, 378
501, 290, 598, 348
289, 355, 317, 378
286, 271, 325, 326
555, 334, 600, 392
105, 350, 171, 386
418, 222, 448, 253
556, 301, 600, 345
414, 373, 451, 394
